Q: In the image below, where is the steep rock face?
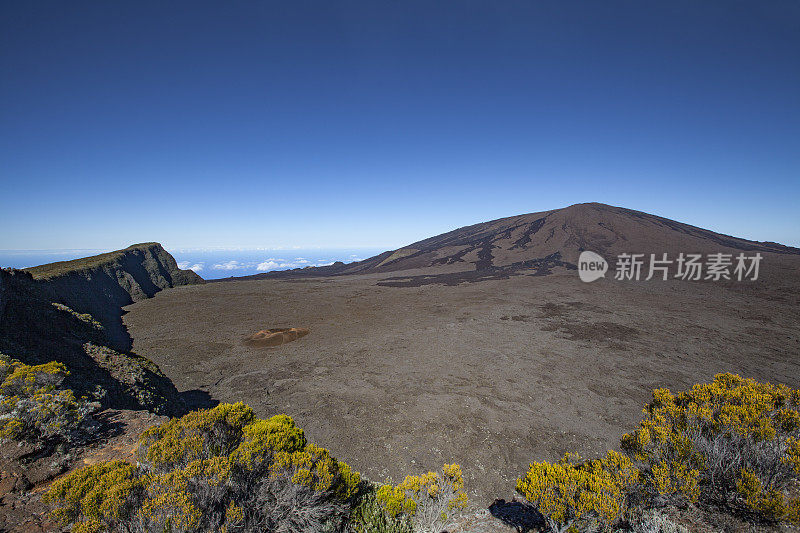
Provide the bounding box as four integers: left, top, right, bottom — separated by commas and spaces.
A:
0, 244, 204, 415
24, 243, 203, 350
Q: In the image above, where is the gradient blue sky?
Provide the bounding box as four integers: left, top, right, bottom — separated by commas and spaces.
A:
1, 1, 798, 251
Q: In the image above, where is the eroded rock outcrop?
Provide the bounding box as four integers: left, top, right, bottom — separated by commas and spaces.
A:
24, 243, 203, 350
0, 243, 203, 415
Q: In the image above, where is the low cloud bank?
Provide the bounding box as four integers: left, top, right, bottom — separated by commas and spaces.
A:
174, 253, 370, 278
178, 261, 204, 272
256, 258, 329, 271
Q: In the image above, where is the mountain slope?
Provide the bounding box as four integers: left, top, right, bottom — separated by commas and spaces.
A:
227, 203, 799, 282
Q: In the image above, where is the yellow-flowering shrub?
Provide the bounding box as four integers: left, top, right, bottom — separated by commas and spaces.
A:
621, 373, 800, 522
229, 413, 306, 467
376, 464, 468, 533
139, 401, 256, 471
44, 461, 143, 533
349, 486, 414, 533
0, 353, 96, 444
46, 403, 361, 533
517, 375, 800, 531
516, 451, 639, 533
786, 437, 800, 474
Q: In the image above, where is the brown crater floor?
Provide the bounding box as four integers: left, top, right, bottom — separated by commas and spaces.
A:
122, 268, 800, 505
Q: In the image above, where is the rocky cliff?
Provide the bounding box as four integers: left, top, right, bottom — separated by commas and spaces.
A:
23, 243, 203, 350
0, 243, 204, 415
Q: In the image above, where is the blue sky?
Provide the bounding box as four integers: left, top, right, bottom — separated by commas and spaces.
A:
1, 1, 798, 251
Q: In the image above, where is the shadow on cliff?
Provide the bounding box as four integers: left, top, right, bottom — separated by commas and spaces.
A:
37, 248, 201, 351
0, 245, 206, 417
0, 270, 188, 416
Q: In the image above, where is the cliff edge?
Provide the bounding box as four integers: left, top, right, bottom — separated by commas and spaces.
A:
0, 243, 205, 415
23, 243, 203, 350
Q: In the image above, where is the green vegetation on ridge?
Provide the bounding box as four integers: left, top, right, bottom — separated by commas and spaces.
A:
24, 243, 163, 279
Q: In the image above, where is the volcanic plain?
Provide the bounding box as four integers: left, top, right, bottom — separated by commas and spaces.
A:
123, 266, 800, 504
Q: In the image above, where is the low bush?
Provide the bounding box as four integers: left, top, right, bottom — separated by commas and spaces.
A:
516, 451, 639, 533
51, 302, 103, 330
45, 402, 362, 533
623, 510, 688, 533
516, 373, 800, 532
375, 463, 468, 533
348, 486, 414, 533
0, 353, 96, 444
621, 373, 800, 522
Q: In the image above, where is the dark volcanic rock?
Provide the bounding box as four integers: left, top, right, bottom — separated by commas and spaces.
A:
0, 243, 203, 415
23, 243, 203, 350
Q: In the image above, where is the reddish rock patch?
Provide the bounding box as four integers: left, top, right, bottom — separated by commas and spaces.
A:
244, 328, 310, 347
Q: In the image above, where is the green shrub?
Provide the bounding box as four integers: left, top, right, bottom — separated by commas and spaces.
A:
375, 463, 468, 533
46, 403, 361, 533
51, 303, 103, 330
516, 451, 639, 533
621, 373, 800, 522
0, 353, 96, 444
516, 374, 800, 532
348, 485, 414, 533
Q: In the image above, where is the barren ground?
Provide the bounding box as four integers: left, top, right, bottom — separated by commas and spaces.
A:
123, 269, 800, 506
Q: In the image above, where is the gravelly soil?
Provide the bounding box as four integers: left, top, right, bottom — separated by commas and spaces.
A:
0, 410, 167, 533
123, 269, 800, 508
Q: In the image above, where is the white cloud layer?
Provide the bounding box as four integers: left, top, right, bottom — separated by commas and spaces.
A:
178, 261, 204, 272
255, 258, 338, 271
177, 255, 357, 275
212, 260, 247, 270
256, 260, 281, 271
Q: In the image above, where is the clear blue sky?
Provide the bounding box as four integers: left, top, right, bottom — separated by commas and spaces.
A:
1, 1, 798, 250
